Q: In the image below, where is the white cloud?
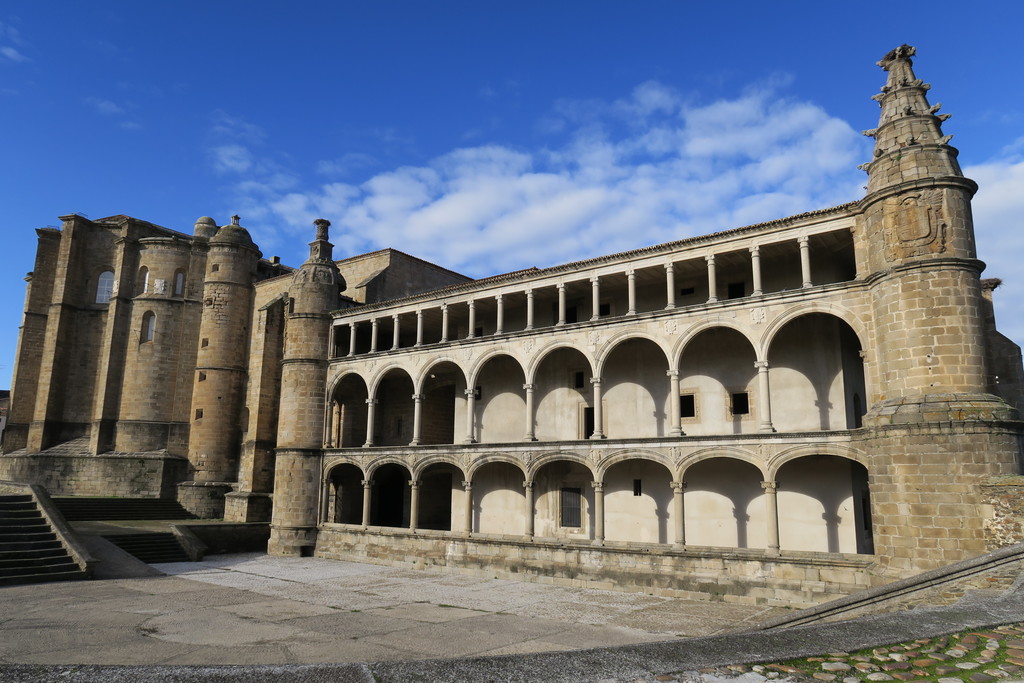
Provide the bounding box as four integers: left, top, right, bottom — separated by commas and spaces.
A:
211, 110, 265, 144
211, 144, 255, 173
85, 97, 126, 116
210, 80, 869, 282
966, 155, 1024, 350
316, 153, 377, 177
0, 45, 28, 63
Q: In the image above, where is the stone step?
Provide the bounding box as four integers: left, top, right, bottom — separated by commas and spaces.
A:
0, 501, 38, 512
0, 529, 57, 542
0, 547, 68, 563
0, 569, 88, 587
0, 558, 79, 577
53, 497, 196, 521
0, 539, 64, 552
103, 533, 190, 563
0, 495, 35, 505
0, 510, 45, 523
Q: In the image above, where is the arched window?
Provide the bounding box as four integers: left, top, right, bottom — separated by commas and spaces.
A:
141, 311, 156, 343
137, 266, 150, 294
96, 270, 115, 304
173, 270, 186, 296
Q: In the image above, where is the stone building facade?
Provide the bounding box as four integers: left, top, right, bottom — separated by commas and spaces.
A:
2, 46, 1022, 604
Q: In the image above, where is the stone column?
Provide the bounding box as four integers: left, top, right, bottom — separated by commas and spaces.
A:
590, 276, 601, 321
762, 480, 780, 556
755, 360, 775, 433
409, 480, 420, 531
671, 481, 686, 547
557, 283, 567, 325
523, 383, 536, 441
410, 393, 424, 445
667, 370, 682, 436
361, 479, 372, 528
750, 246, 763, 296
495, 295, 504, 335
523, 480, 535, 538
370, 318, 379, 352
590, 377, 605, 439
592, 481, 605, 545
463, 481, 473, 535
440, 303, 449, 342
320, 478, 331, 524
626, 270, 637, 315
363, 398, 377, 447
348, 322, 357, 356
665, 262, 676, 309
391, 314, 400, 350
525, 289, 535, 329
705, 255, 718, 303
464, 388, 476, 443
415, 310, 424, 346
798, 236, 812, 288
467, 300, 476, 338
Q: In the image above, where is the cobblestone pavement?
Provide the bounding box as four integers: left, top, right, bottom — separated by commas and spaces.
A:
622, 623, 1024, 683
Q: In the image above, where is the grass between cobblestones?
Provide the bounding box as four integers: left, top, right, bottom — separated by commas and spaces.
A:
746, 623, 1024, 683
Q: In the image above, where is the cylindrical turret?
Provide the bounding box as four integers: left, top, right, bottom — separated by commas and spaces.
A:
860, 45, 1015, 416
269, 218, 344, 556
116, 236, 194, 453
187, 215, 261, 485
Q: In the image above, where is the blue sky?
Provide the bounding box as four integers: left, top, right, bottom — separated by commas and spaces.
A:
2, 2, 1023, 388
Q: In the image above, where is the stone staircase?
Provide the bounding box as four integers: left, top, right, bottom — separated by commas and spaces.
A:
102, 532, 191, 564
0, 494, 90, 586
53, 497, 196, 521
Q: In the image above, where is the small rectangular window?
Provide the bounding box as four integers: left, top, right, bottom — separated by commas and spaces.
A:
198, 372, 207, 382
598, 302, 611, 317
394, 417, 403, 437
194, 409, 203, 420
633, 479, 642, 497
211, 264, 220, 272
201, 338, 209, 348
583, 406, 595, 439
573, 371, 585, 389
560, 487, 582, 528
680, 394, 696, 418
727, 281, 746, 299
731, 392, 750, 415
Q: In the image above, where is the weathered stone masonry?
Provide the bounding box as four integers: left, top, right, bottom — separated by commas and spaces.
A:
2, 46, 1023, 604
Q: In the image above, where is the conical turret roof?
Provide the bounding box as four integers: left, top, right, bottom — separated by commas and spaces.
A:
862, 45, 968, 196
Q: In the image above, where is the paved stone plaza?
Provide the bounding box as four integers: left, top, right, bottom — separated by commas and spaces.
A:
0, 553, 784, 666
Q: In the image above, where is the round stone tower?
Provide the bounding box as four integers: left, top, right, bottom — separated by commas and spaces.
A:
116, 234, 195, 454
858, 46, 1021, 575
268, 218, 344, 556
860, 45, 1015, 420
180, 215, 261, 517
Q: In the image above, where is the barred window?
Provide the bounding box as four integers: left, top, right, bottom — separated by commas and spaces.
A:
560, 487, 582, 528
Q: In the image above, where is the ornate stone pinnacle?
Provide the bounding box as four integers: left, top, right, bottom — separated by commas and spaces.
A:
313, 218, 331, 241
878, 44, 915, 70
230, 214, 240, 225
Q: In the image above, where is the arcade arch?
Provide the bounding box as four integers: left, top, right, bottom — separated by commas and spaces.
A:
767, 313, 866, 431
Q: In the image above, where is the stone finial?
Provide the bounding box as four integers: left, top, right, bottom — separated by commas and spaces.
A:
878, 44, 915, 70
313, 218, 331, 241
230, 214, 241, 225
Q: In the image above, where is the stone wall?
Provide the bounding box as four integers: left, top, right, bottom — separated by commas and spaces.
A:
981, 475, 1024, 549
315, 525, 876, 607
0, 452, 187, 498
